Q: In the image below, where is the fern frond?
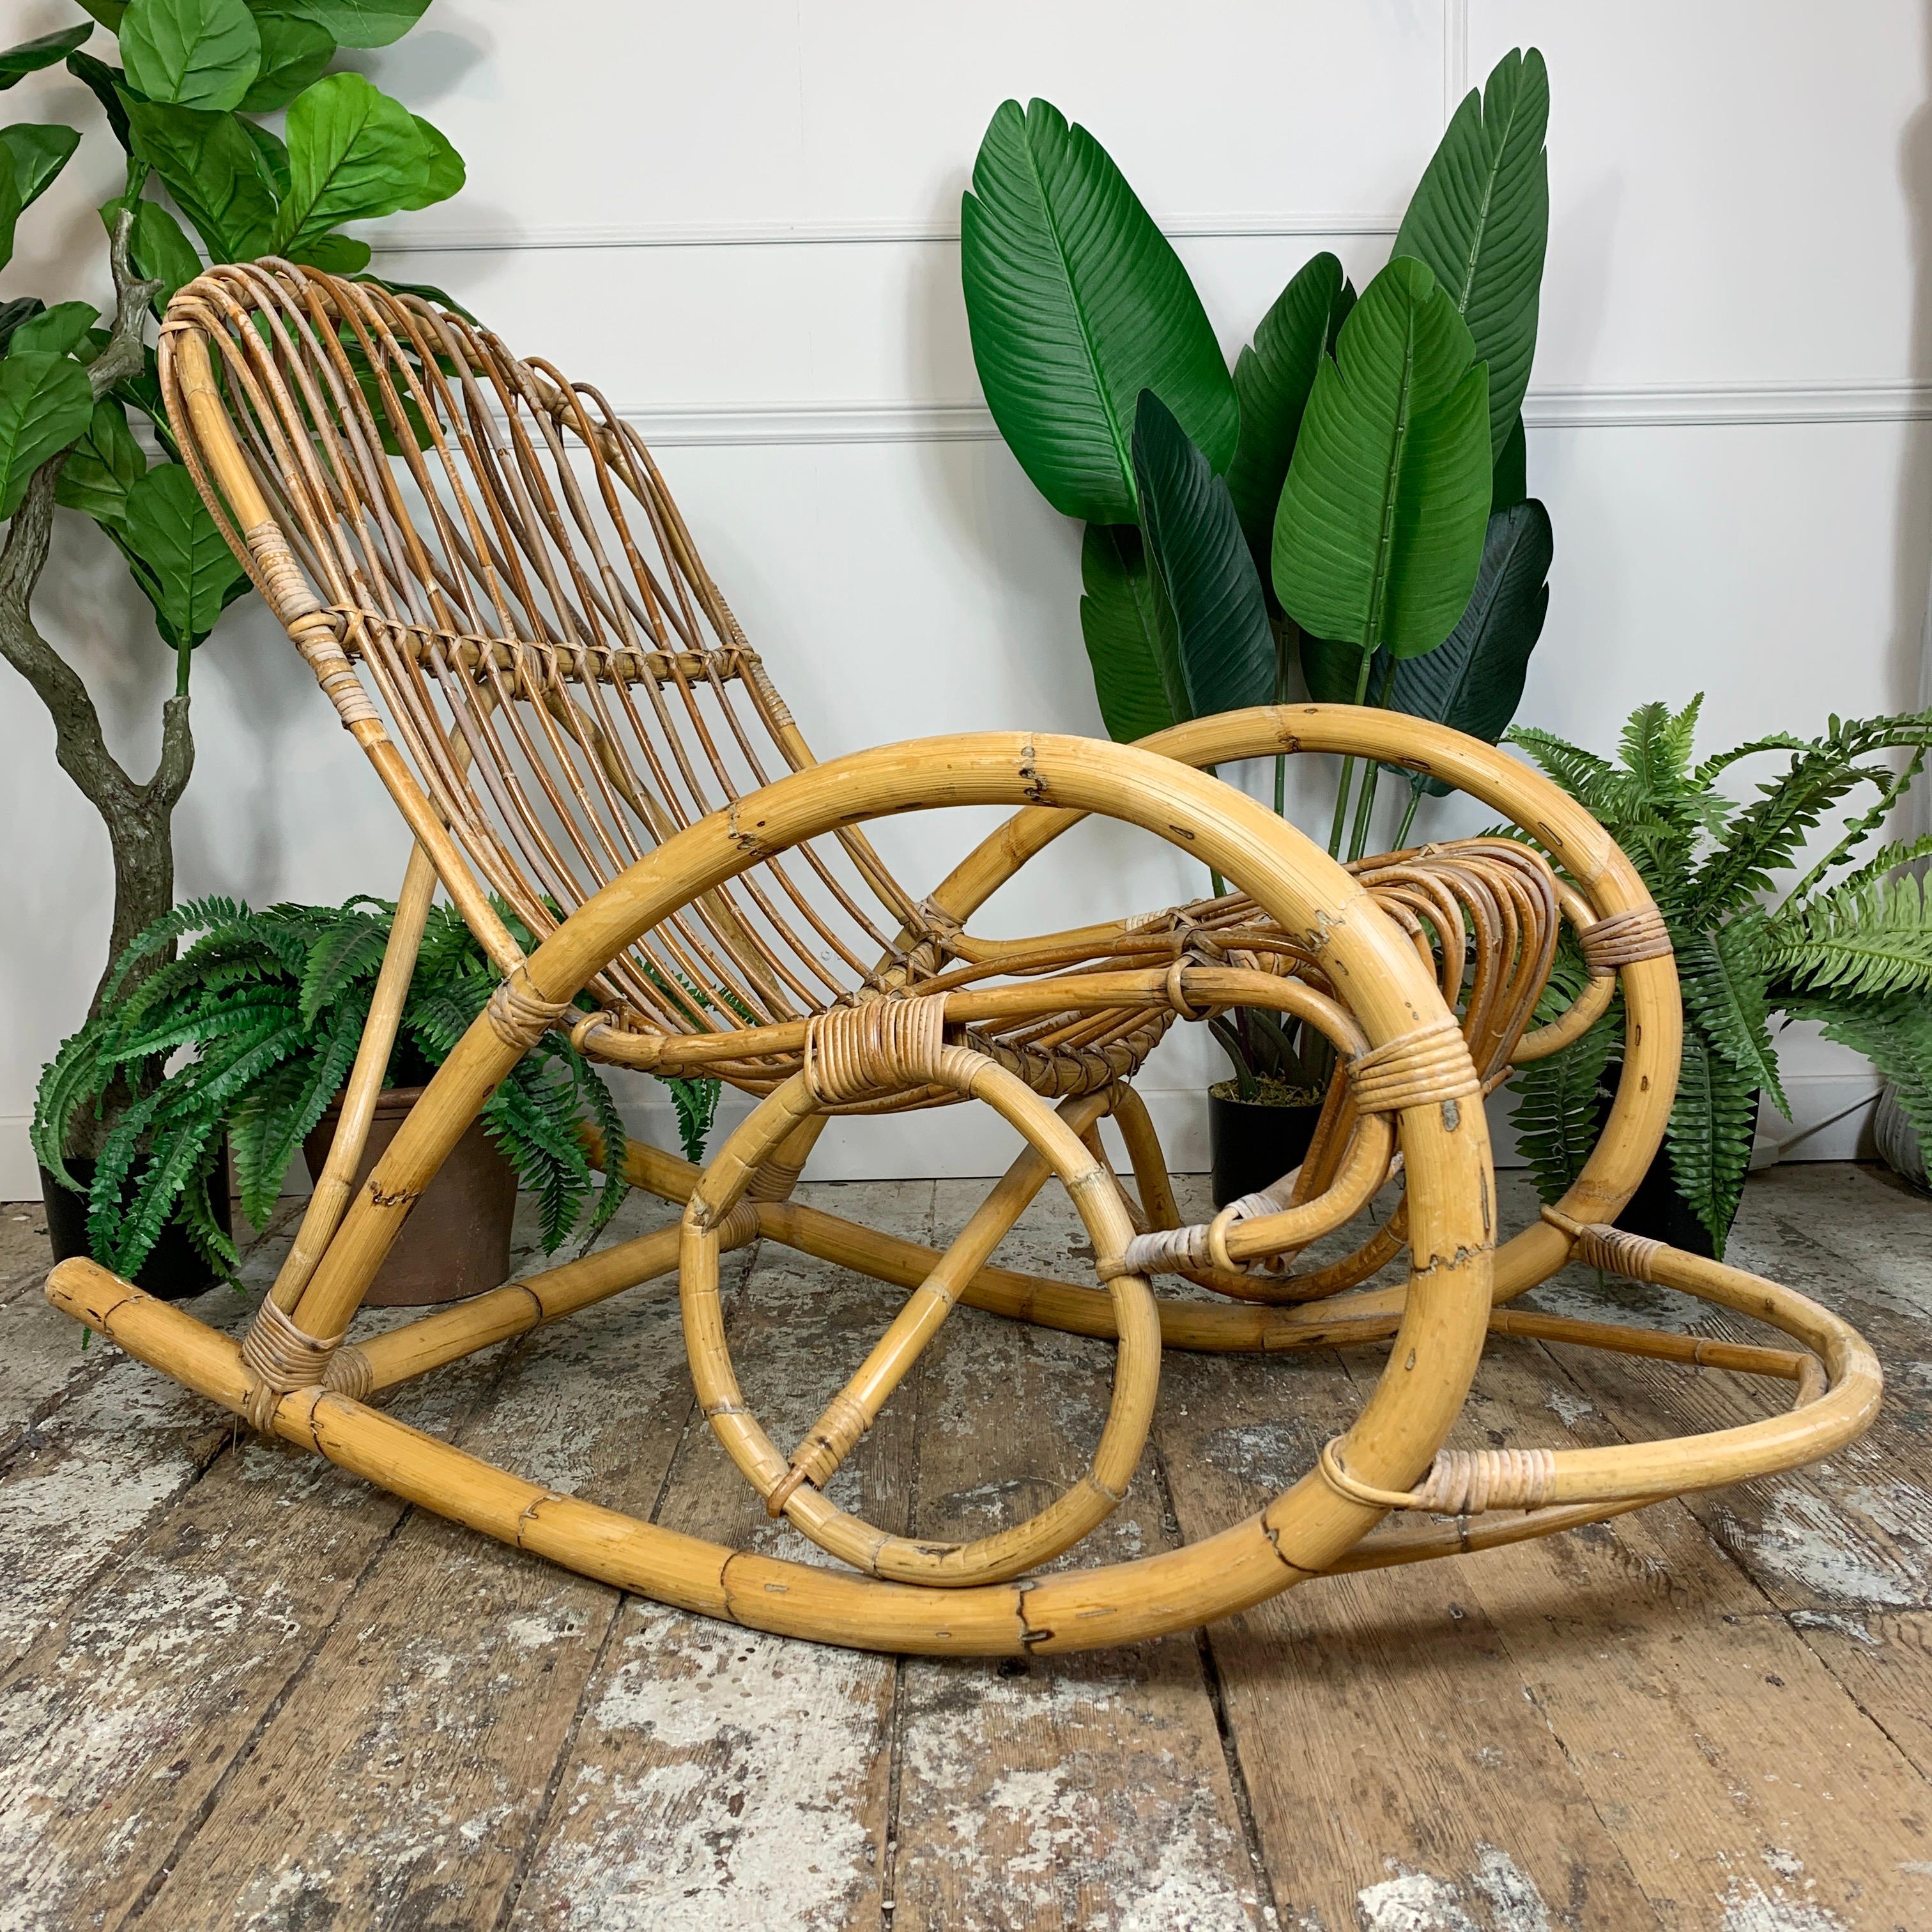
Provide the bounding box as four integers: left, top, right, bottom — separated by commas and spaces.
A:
1664, 1020, 1758, 1258
1785, 992, 1932, 1158
661, 1074, 723, 1166
1507, 725, 1621, 815
1767, 871, 1932, 1000
1677, 911, 1788, 1116
1509, 958, 1621, 1206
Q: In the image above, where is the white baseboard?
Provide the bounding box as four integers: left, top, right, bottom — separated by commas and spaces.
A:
0, 1071, 1888, 1204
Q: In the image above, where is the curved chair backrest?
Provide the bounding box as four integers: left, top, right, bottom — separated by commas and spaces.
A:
162, 261, 927, 1034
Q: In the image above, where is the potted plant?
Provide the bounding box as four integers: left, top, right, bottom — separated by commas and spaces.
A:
33, 896, 724, 1300
1, 1, 466, 1282
958, 52, 1556, 1198
1509, 698, 1932, 1256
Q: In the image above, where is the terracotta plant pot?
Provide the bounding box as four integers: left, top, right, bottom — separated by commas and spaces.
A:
40, 1142, 234, 1302
1208, 1087, 1325, 1208
303, 1087, 516, 1306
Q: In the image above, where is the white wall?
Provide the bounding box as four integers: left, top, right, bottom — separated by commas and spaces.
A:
4, 0, 1931, 1192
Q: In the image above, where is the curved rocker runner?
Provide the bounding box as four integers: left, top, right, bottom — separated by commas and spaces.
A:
45, 264, 1882, 1657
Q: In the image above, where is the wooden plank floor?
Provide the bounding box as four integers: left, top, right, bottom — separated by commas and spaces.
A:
3, 1161, 1931, 1930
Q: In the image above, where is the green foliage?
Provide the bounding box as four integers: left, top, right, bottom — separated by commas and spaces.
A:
0, 349, 95, 516
961, 97, 1236, 526
0, 24, 93, 89
958, 48, 1550, 805
3, 121, 82, 207
31, 896, 711, 1280
1393, 47, 1549, 464
1225, 250, 1353, 585
1509, 951, 1618, 1205
118, 461, 250, 647
1510, 699, 1932, 1254
120, 0, 263, 111
1130, 390, 1275, 720
239, 10, 334, 112
1272, 256, 1492, 663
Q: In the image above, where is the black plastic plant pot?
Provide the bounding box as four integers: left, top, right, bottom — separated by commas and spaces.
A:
1208, 1088, 1326, 1209
1592, 1092, 1756, 1261
38, 1147, 233, 1302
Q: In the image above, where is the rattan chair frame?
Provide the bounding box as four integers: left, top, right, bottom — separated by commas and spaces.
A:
43, 264, 1881, 1657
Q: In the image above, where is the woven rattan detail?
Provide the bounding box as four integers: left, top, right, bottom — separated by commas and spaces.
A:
1570, 1220, 1667, 1281
1348, 1018, 1481, 1114
1319, 1439, 1559, 1515
1579, 906, 1673, 972
322, 1344, 374, 1402
804, 996, 947, 1105
239, 1298, 339, 1432
486, 972, 573, 1050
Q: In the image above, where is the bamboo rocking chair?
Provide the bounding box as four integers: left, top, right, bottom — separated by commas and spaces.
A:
47, 263, 1880, 1654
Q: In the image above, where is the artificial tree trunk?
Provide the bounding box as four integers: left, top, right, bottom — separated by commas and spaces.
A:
0, 216, 172, 1151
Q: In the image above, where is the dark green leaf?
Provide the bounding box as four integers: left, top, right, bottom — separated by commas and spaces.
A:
0, 24, 93, 89
128, 194, 203, 308
2, 122, 82, 207
121, 0, 262, 109
0, 350, 94, 516
1131, 389, 1275, 719
238, 8, 332, 111
127, 98, 277, 257
1080, 521, 1182, 740
0, 142, 18, 272
56, 392, 146, 525
79, 1, 128, 28
0, 293, 45, 353
1394, 46, 1549, 461
395, 111, 461, 210
280, 0, 429, 48
64, 50, 134, 152
960, 97, 1236, 525
1272, 254, 1492, 659
1508, 966, 1619, 1205
1680, 909, 1788, 1116
1385, 498, 1552, 795
272, 71, 428, 255
1227, 251, 1350, 581
119, 460, 249, 646
10, 300, 96, 358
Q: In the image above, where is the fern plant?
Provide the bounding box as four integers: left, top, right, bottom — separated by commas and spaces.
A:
1508, 698, 1932, 1255
33, 896, 722, 1282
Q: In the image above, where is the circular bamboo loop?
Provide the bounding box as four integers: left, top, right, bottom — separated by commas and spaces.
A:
682, 1039, 1161, 1585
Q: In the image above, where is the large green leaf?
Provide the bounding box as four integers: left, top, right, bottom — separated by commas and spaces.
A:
120, 461, 250, 647
121, 0, 261, 110
0, 24, 93, 89
10, 300, 98, 357
0, 351, 94, 517
272, 71, 429, 256
2, 123, 82, 208
239, 9, 334, 111
127, 98, 277, 257
1393, 46, 1549, 461
280, 0, 430, 48
1131, 389, 1275, 719
1491, 411, 1527, 510
128, 194, 204, 309
1079, 521, 1183, 740
56, 392, 146, 526
961, 97, 1236, 526
1226, 251, 1352, 579
1271, 255, 1491, 661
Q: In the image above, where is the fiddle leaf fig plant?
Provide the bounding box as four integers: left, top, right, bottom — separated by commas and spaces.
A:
1, 1, 464, 1177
